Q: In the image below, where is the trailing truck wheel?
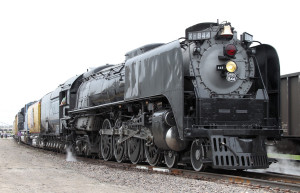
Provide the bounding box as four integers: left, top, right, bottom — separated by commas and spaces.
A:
164, 150, 178, 168
59, 142, 64, 153
55, 141, 59, 152
63, 143, 68, 154
190, 139, 206, 172
83, 143, 91, 158
145, 143, 161, 166
98, 139, 103, 159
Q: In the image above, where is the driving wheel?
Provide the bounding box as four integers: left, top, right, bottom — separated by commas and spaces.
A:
127, 137, 142, 164
100, 119, 113, 161
113, 136, 127, 162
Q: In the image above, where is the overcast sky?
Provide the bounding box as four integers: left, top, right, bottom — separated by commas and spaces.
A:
0, 0, 299, 125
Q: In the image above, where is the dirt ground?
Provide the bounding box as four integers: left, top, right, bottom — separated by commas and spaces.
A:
0, 138, 272, 193
0, 138, 139, 193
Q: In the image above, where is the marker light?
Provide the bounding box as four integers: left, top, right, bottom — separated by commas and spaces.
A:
225, 44, 237, 57
226, 61, 237, 72
242, 32, 253, 42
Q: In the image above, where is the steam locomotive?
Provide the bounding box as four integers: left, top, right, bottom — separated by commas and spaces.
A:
13, 21, 282, 171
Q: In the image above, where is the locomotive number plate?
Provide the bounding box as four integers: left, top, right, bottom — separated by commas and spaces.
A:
226, 73, 237, 82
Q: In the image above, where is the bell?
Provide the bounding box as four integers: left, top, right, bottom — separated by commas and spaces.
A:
220, 25, 233, 37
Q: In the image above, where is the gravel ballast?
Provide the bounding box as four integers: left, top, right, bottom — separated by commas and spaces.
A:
0, 139, 271, 193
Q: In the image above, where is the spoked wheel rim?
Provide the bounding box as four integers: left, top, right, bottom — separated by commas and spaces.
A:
98, 140, 103, 159
56, 141, 61, 153
101, 134, 113, 161
83, 143, 91, 157
145, 144, 161, 166
52, 141, 55, 149
190, 139, 206, 171
113, 119, 127, 162
164, 150, 178, 168
55, 141, 60, 151
127, 138, 142, 164
63, 143, 68, 154
113, 136, 127, 163
59, 142, 64, 153
100, 119, 113, 161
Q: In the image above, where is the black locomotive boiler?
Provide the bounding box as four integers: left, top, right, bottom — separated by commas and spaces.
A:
14, 21, 282, 171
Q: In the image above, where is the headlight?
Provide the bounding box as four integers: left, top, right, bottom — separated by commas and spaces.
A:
226, 61, 237, 72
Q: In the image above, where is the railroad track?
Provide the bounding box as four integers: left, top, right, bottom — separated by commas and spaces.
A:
76, 155, 300, 192
19, 140, 300, 192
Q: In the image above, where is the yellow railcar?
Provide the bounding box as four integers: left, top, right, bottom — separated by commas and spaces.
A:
13, 114, 18, 136
27, 101, 41, 134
